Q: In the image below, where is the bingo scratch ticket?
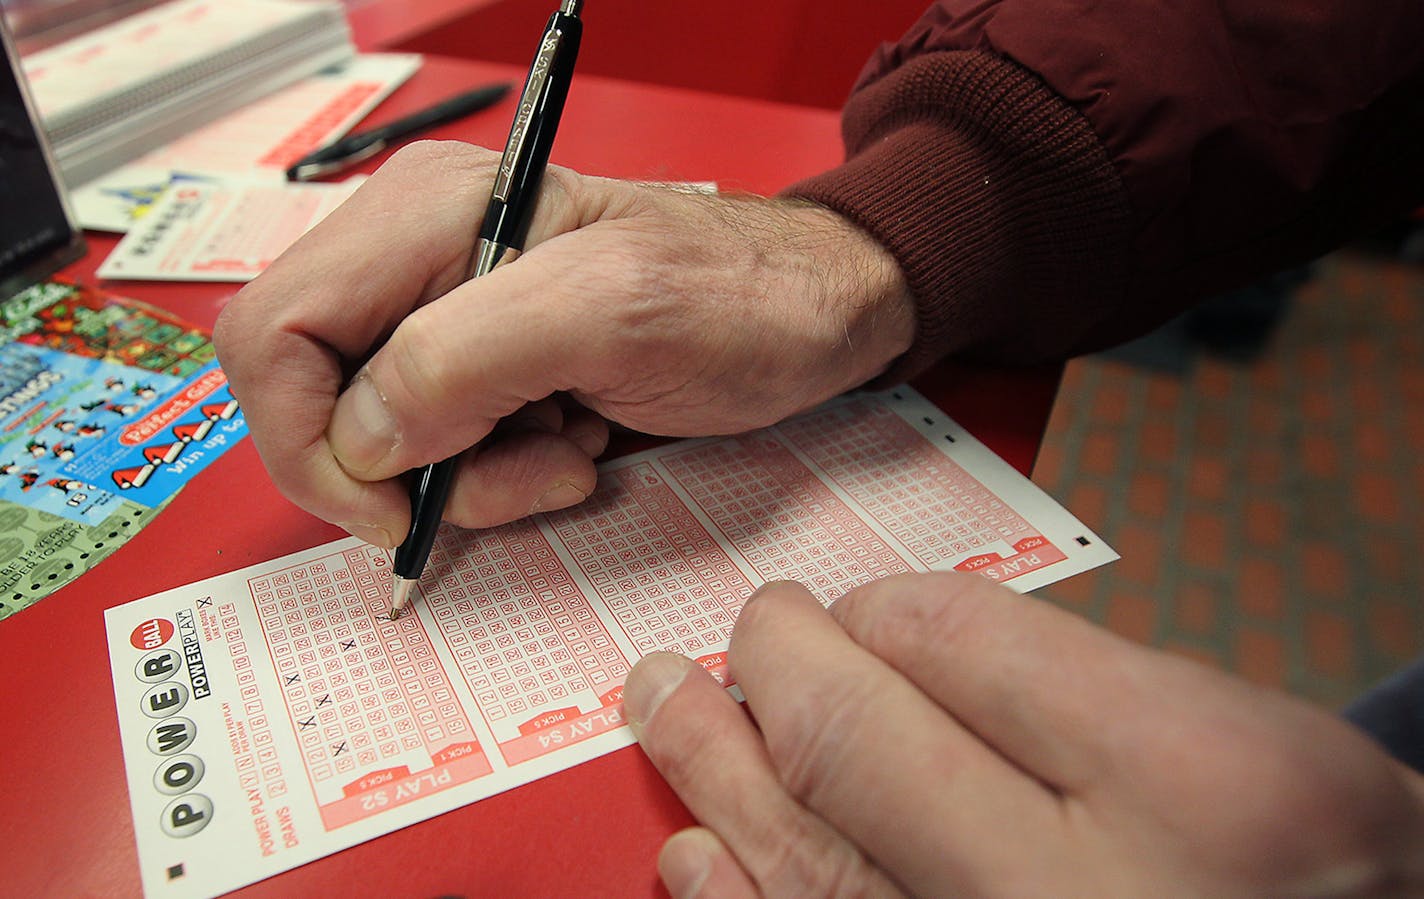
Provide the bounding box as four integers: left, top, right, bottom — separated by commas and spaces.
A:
104, 388, 1116, 897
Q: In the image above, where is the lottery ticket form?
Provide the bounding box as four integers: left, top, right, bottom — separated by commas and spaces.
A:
69, 54, 423, 233
96, 179, 364, 283
104, 388, 1116, 897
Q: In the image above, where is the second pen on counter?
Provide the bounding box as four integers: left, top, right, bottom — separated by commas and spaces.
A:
285, 80, 513, 181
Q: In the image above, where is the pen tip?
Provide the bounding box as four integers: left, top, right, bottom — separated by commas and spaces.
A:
389, 576, 416, 620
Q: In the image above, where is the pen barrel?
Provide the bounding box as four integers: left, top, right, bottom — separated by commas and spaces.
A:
483, 9, 582, 251
477, 197, 515, 250
392, 457, 458, 579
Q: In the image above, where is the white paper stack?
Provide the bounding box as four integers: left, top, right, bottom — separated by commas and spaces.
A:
21, 0, 354, 187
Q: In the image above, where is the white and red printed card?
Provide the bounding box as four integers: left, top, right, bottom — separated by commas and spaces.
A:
105, 387, 1115, 897
95, 178, 363, 282
69, 54, 421, 232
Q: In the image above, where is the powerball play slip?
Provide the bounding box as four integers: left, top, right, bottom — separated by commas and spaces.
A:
104, 387, 1117, 897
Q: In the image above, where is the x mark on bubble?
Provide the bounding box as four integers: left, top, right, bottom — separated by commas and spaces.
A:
299, 717, 316, 730
284, 673, 301, 686
332, 742, 348, 756
316, 694, 332, 707
196, 597, 212, 608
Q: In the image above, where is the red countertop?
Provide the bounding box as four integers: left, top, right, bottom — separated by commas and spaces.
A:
0, 55, 1058, 898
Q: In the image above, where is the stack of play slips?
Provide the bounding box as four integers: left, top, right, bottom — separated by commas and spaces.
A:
21, 0, 354, 187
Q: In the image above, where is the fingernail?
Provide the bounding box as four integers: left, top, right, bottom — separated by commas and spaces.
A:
659, 829, 717, 899
338, 522, 395, 549
529, 480, 588, 514
624, 652, 693, 740
328, 372, 399, 475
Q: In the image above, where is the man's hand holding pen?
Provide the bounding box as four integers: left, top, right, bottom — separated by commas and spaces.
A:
214, 142, 915, 561
221, 0, 917, 621
378, 0, 588, 617
208, 0, 1424, 893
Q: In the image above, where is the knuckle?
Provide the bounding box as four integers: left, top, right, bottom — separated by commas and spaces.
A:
538, 164, 583, 216
375, 142, 501, 221
639, 699, 727, 792
838, 572, 991, 659
383, 139, 496, 176
210, 303, 238, 362
760, 676, 878, 810
759, 816, 892, 899
244, 432, 340, 523
379, 308, 458, 419
543, 165, 644, 229
730, 582, 811, 652
211, 300, 286, 412
448, 442, 595, 529
212, 288, 262, 376
735, 589, 884, 810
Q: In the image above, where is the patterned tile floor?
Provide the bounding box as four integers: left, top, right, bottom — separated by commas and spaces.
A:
1030, 249, 1424, 709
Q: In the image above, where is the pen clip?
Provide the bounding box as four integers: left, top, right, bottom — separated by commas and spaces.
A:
493, 26, 566, 202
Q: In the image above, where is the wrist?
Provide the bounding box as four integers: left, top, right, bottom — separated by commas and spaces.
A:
780, 199, 916, 394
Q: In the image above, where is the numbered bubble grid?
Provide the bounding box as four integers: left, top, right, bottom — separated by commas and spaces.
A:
782, 401, 1047, 565
251, 546, 477, 786
662, 436, 910, 605
422, 521, 630, 725
550, 464, 756, 658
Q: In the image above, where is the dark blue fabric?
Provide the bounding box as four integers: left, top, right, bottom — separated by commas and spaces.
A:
1345, 656, 1424, 774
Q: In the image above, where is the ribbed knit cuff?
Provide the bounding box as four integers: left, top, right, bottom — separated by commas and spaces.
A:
785, 51, 1131, 379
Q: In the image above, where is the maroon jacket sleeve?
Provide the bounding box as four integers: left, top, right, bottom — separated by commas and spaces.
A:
787, 1, 1424, 372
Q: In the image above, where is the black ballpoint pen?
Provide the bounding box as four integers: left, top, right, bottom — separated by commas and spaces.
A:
285, 81, 514, 182
389, 0, 584, 619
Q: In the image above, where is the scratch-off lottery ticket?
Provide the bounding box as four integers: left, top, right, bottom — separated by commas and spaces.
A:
104, 388, 1117, 897
0, 497, 168, 621
0, 283, 244, 526
0, 282, 238, 615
